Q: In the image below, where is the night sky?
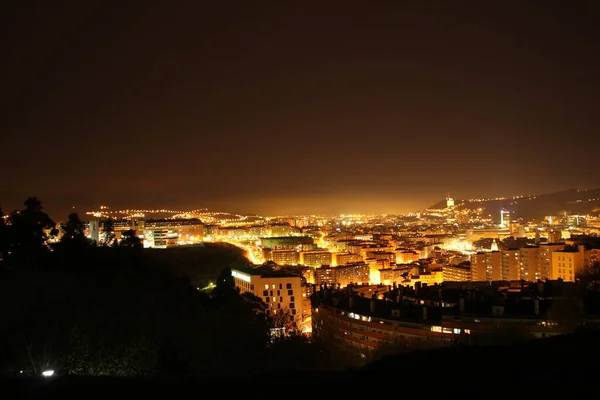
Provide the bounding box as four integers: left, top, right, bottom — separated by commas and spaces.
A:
1, 1, 599, 218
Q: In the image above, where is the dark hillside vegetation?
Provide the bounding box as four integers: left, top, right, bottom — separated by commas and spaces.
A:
142, 243, 251, 288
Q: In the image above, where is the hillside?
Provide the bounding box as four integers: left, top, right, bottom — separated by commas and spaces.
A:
4, 329, 599, 395
143, 242, 252, 287
427, 188, 600, 221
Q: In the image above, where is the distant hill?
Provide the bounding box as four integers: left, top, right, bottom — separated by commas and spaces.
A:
427, 188, 600, 221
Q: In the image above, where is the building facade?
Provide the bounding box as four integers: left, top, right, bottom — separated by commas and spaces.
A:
231, 267, 308, 331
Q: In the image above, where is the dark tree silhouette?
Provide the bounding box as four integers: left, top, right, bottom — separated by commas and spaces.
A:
60, 213, 89, 248
5, 197, 58, 265
210, 267, 271, 351
0, 209, 7, 261
120, 229, 142, 249
211, 267, 237, 304
1, 197, 405, 378
577, 260, 600, 314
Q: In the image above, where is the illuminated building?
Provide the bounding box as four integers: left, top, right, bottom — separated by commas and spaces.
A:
311, 284, 456, 352
260, 236, 315, 250
366, 250, 396, 264
333, 239, 356, 252
144, 228, 177, 248
446, 194, 455, 208
366, 257, 390, 270
500, 209, 510, 228
204, 224, 219, 237
565, 215, 586, 228
271, 249, 299, 266
357, 245, 396, 260
501, 249, 520, 281
408, 269, 443, 287
300, 250, 333, 267
312, 280, 578, 354
248, 225, 267, 238
87, 219, 132, 242
539, 243, 565, 280
312, 298, 454, 352
231, 267, 307, 329
395, 249, 420, 264
302, 267, 315, 284
86, 217, 203, 248
335, 252, 364, 266
315, 266, 337, 286
519, 246, 539, 282
314, 262, 370, 287
448, 254, 470, 265
470, 252, 487, 281
269, 223, 296, 236
442, 264, 471, 282
142, 218, 204, 248
337, 262, 370, 286
490, 239, 499, 252
262, 248, 273, 261
551, 248, 584, 282
379, 268, 408, 286
547, 231, 562, 243
347, 242, 371, 255
485, 251, 502, 281
468, 243, 570, 282
467, 229, 509, 242
364, 257, 389, 283
224, 227, 245, 240
88, 220, 100, 243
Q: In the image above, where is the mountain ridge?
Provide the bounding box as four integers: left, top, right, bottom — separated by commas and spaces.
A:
426, 188, 600, 221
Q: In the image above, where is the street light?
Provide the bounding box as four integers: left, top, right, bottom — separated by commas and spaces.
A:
42, 370, 54, 377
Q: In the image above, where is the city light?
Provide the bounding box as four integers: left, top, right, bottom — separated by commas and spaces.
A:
231, 270, 251, 282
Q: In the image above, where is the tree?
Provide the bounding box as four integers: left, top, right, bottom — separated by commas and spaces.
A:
60, 213, 89, 248
0, 209, 7, 262
269, 307, 302, 339
210, 267, 238, 305
120, 229, 142, 249
101, 218, 116, 247
576, 260, 600, 314
6, 197, 58, 265
210, 267, 271, 362
578, 260, 600, 290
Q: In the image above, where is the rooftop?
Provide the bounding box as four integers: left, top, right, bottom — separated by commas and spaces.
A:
233, 266, 300, 279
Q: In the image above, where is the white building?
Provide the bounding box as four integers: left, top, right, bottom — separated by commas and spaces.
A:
231, 267, 309, 332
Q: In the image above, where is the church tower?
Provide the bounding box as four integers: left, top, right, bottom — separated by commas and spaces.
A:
446, 193, 455, 208
491, 239, 499, 252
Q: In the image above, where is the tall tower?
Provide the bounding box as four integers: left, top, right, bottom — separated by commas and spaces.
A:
446, 193, 455, 208
500, 209, 510, 228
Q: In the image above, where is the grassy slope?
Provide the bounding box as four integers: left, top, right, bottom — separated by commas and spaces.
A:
4, 330, 599, 396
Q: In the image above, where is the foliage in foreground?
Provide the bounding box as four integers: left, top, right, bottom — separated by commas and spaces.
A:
0, 197, 362, 377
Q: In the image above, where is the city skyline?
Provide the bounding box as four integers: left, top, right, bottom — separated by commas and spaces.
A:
2, 185, 600, 219
2, 1, 599, 219
3, 1, 600, 389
